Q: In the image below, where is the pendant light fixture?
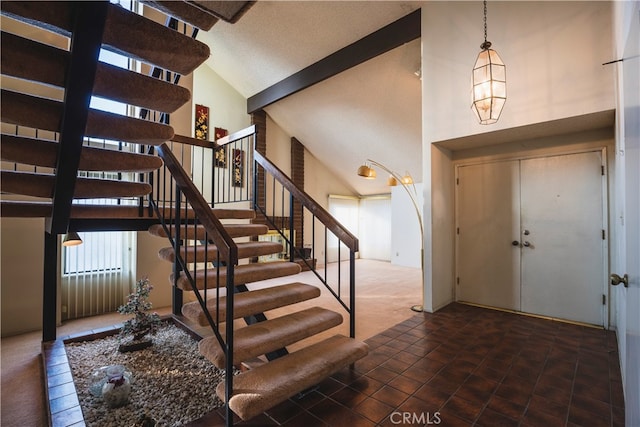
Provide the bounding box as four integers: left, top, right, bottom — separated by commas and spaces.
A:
471, 0, 506, 125
63, 231, 83, 247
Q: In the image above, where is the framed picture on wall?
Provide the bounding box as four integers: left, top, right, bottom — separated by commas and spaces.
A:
214, 127, 228, 167
232, 149, 244, 187
194, 104, 209, 140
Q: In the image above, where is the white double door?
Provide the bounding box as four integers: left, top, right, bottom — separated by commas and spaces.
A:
456, 151, 606, 326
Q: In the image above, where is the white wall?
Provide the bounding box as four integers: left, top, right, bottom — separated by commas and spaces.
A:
391, 184, 423, 268
421, 1, 616, 312
360, 197, 391, 261
611, 1, 640, 424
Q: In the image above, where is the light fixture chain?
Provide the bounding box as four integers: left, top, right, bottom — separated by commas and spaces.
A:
483, 0, 488, 44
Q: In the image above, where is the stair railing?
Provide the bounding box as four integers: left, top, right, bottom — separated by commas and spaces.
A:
252, 149, 360, 338
151, 142, 237, 423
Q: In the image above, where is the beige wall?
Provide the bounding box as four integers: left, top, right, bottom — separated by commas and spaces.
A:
1, 219, 46, 336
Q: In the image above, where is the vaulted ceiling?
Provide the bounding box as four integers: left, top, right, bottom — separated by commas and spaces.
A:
197, 1, 423, 195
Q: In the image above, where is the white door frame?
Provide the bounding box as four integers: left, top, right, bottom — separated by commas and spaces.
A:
454, 147, 610, 327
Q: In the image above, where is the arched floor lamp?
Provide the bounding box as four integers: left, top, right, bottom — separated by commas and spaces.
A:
357, 159, 424, 312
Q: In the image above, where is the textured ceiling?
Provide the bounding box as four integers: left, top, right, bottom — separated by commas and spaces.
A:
198, 1, 423, 195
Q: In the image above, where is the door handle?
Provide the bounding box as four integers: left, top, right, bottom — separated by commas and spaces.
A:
512, 241, 520, 246
523, 241, 531, 247
610, 273, 629, 288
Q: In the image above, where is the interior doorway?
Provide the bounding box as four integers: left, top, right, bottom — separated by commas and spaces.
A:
455, 150, 607, 326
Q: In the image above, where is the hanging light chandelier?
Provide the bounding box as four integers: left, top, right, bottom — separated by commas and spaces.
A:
471, 0, 506, 125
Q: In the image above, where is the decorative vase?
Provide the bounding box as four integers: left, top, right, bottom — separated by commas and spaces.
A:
101, 365, 132, 408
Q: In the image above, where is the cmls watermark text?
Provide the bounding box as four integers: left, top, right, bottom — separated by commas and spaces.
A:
389, 411, 441, 425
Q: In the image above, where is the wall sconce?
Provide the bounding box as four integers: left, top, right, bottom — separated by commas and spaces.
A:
357, 159, 424, 312
63, 231, 83, 247
471, 0, 506, 125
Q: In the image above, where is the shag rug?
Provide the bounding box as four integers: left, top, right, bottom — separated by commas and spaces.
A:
65, 324, 225, 426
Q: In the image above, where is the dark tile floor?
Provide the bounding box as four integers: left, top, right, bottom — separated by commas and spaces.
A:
192, 303, 625, 426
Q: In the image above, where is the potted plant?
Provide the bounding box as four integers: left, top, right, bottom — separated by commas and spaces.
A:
117, 277, 161, 352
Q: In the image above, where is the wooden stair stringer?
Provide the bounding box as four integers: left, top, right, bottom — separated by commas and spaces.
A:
216, 334, 369, 421
182, 282, 321, 326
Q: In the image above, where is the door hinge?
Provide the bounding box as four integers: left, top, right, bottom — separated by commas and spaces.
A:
602, 294, 606, 305
457, 227, 460, 235
456, 178, 459, 185
457, 277, 460, 285
601, 165, 605, 176
602, 229, 606, 240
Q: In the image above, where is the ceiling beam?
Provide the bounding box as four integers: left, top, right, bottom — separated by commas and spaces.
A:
247, 8, 421, 114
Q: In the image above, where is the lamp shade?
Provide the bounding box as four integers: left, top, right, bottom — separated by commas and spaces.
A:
471, 46, 506, 125
63, 231, 83, 247
357, 164, 376, 179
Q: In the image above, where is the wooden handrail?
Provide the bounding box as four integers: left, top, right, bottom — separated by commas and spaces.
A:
171, 125, 256, 149
171, 133, 216, 148
254, 150, 359, 252
217, 124, 256, 146
157, 143, 238, 263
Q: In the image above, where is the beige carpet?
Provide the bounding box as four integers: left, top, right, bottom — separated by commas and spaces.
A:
1, 259, 421, 426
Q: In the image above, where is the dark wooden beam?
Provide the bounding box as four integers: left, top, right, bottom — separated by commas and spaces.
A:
43, 231, 58, 341
47, 2, 108, 234
247, 8, 421, 113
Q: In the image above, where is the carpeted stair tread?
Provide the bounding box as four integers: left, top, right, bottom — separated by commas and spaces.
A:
182, 282, 321, 326
0, 1, 210, 75
190, 1, 254, 23
148, 223, 268, 240
172, 262, 302, 290
215, 334, 369, 420
1, 134, 163, 172
158, 241, 283, 263
140, 1, 219, 30
1, 171, 152, 199
0, 201, 161, 218
199, 307, 343, 368
1, 90, 174, 145
1, 32, 190, 113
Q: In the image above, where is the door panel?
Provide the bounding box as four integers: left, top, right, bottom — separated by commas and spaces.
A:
457, 160, 521, 310
520, 152, 605, 325
456, 151, 606, 326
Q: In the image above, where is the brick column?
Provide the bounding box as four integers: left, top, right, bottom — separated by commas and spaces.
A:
291, 137, 304, 249
251, 110, 267, 226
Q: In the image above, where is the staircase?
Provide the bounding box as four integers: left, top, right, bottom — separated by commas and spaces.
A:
152, 139, 369, 423
1, 2, 368, 425
0, 0, 212, 220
